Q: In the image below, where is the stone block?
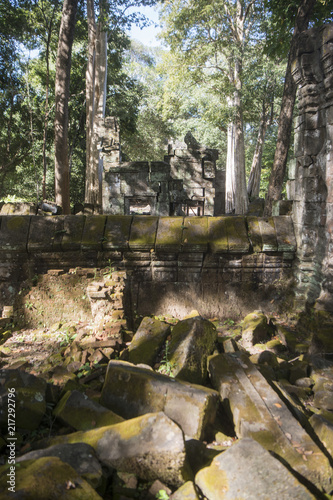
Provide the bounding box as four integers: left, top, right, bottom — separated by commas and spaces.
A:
129, 216, 158, 250
81, 216, 107, 251
100, 360, 219, 440
156, 217, 184, 252
273, 216, 297, 252
45, 412, 191, 487
28, 216, 64, 252
128, 316, 171, 366
182, 217, 209, 252
53, 390, 124, 431
247, 217, 262, 252
0, 456, 102, 499
208, 352, 332, 492
225, 217, 250, 253
170, 481, 199, 499
61, 215, 85, 251
208, 217, 228, 253
0, 215, 30, 252
103, 215, 132, 250
195, 438, 316, 500
167, 316, 217, 385
258, 217, 278, 251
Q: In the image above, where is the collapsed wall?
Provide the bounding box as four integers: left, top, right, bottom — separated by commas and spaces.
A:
290, 22, 333, 310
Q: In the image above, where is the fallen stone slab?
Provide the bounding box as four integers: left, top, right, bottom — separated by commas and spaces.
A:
0, 369, 47, 431
170, 480, 200, 499
208, 352, 332, 493
17, 442, 103, 489
53, 390, 124, 431
167, 316, 217, 384
195, 438, 316, 499
128, 316, 171, 366
309, 413, 333, 459
240, 311, 273, 352
0, 456, 102, 499
37, 412, 191, 487
100, 360, 219, 440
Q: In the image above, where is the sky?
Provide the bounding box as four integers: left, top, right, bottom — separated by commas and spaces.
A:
127, 5, 162, 46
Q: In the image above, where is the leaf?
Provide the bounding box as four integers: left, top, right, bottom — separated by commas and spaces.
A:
66, 481, 76, 490
274, 403, 282, 408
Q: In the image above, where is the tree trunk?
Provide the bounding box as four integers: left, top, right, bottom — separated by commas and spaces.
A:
54, 0, 78, 214
247, 108, 268, 199
263, 0, 317, 216
85, 0, 108, 209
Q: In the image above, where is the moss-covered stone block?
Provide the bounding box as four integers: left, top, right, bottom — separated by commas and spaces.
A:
103, 215, 132, 250
240, 311, 273, 352
81, 216, 107, 251
40, 412, 191, 487
128, 316, 171, 366
170, 481, 200, 499
0, 369, 47, 431
61, 215, 85, 251
0, 216, 31, 252
258, 217, 278, 251
182, 217, 208, 252
53, 390, 124, 431
167, 316, 217, 385
100, 360, 219, 440
195, 438, 316, 500
225, 217, 249, 253
247, 216, 262, 252
28, 216, 65, 252
155, 217, 184, 252
208, 352, 332, 493
274, 216, 297, 252
129, 216, 158, 250
0, 456, 102, 499
208, 217, 228, 253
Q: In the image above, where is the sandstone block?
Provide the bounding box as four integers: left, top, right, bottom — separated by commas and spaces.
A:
195, 438, 316, 499
128, 316, 171, 366
170, 481, 200, 499
208, 352, 332, 493
240, 311, 273, 352
42, 412, 191, 487
0, 369, 46, 431
100, 360, 219, 440
53, 390, 124, 431
167, 316, 217, 384
17, 442, 103, 489
0, 456, 102, 499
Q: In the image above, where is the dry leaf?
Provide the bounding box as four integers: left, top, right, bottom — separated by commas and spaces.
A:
66, 481, 76, 490
274, 403, 282, 408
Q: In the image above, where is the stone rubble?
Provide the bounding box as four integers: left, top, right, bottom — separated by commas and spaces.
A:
1, 300, 333, 498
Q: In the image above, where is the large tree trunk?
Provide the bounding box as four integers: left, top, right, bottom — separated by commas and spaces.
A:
247, 108, 269, 199
263, 0, 317, 216
54, 0, 78, 214
85, 0, 108, 209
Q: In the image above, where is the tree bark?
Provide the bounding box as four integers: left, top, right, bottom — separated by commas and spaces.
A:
247, 107, 269, 199
263, 0, 317, 216
85, 0, 108, 209
54, 0, 78, 214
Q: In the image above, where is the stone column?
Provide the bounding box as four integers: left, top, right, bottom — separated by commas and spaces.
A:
291, 23, 333, 310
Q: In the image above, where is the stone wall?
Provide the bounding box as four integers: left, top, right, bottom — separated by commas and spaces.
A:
290, 22, 333, 310
0, 215, 296, 321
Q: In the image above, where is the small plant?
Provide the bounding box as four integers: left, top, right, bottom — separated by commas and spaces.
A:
59, 330, 77, 347
223, 318, 235, 327
156, 490, 169, 500
158, 340, 177, 377
103, 259, 115, 279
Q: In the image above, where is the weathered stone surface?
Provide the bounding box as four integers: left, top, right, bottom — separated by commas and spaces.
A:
100, 360, 219, 439
225, 216, 250, 253
41, 412, 191, 487
155, 217, 184, 252
61, 215, 85, 251
170, 481, 200, 499
81, 216, 107, 251
195, 438, 316, 500
240, 311, 273, 352
0, 369, 46, 431
103, 215, 132, 250
258, 217, 278, 252
17, 442, 103, 489
0, 456, 102, 499
0, 216, 31, 252
53, 390, 124, 431
208, 352, 332, 492
128, 316, 171, 366
208, 217, 228, 253
182, 217, 209, 252
167, 316, 217, 384
129, 216, 159, 250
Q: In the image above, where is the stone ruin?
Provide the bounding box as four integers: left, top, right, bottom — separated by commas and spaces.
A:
101, 117, 224, 216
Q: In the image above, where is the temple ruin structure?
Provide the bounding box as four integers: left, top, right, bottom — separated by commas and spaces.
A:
100, 118, 224, 216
